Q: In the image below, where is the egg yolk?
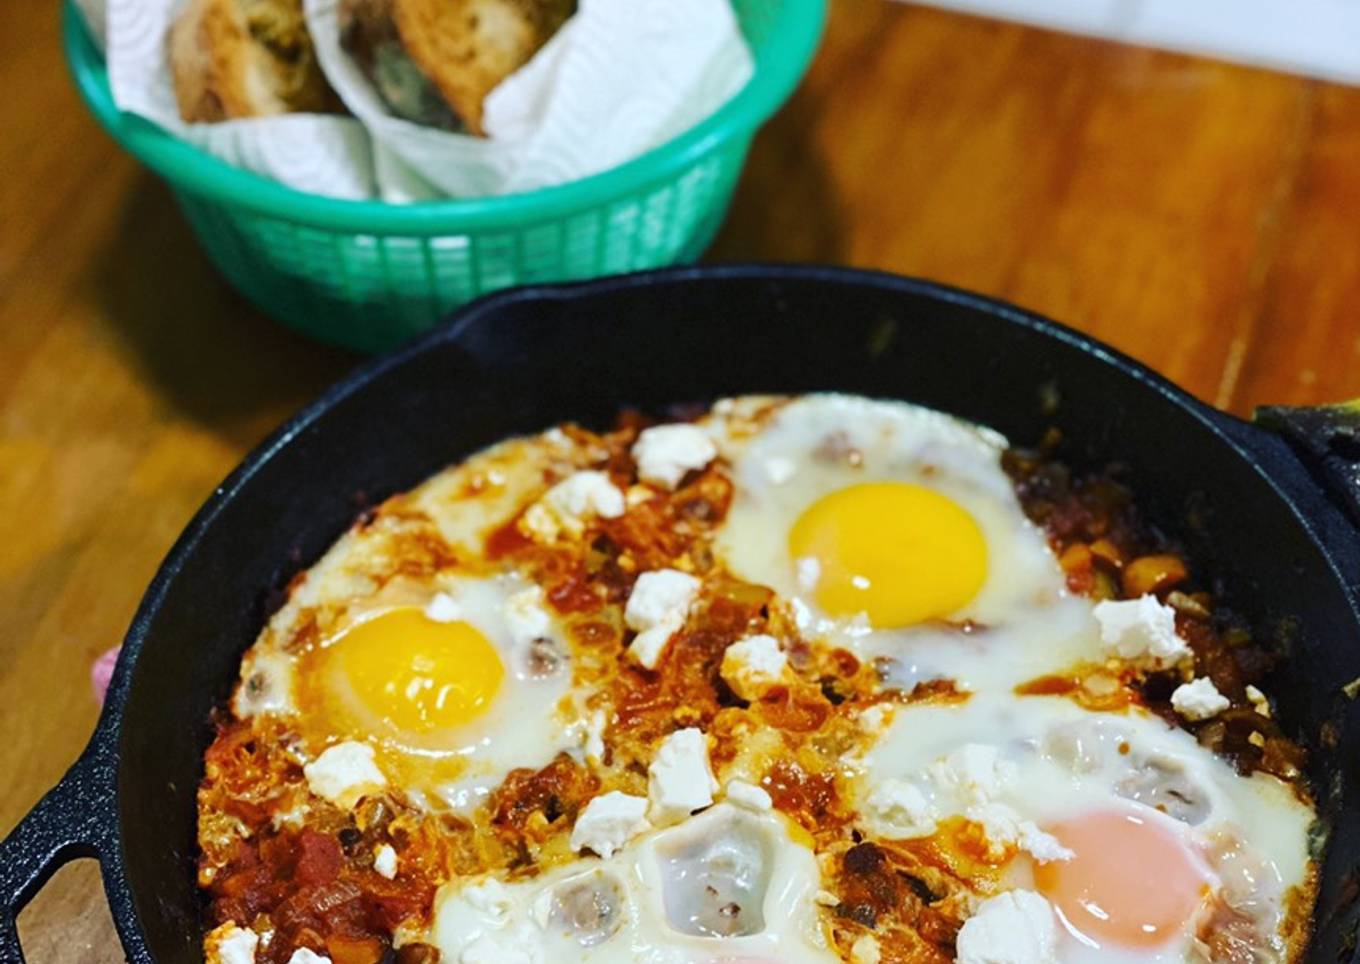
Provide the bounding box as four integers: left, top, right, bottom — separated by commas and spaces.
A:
327, 608, 505, 734
1035, 809, 1211, 950
788, 481, 987, 627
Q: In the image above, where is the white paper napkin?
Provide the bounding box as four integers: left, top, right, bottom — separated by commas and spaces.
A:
82, 0, 753, 202
483, 0, 755, 194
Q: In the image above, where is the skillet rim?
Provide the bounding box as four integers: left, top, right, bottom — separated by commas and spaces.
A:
19, 263, 1360, 962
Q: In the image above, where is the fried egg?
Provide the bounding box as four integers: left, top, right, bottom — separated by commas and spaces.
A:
711, 395, 1101, 690
243, 573, 583, 804
858, 694, 1315, 961
429, 803, 837, 963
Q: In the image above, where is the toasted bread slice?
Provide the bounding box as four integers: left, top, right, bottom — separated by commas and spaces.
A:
169, 0, 341, 122
389, 0, 575, 136
339, 0, 459, 129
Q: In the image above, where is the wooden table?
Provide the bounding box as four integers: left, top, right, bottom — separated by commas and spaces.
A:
3, 0, 1360, 958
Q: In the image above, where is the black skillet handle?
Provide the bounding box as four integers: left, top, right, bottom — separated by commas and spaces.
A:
1255, 401, 1360, 524
0, 741, 117, 963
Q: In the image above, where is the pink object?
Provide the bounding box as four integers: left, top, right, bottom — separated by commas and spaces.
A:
91, 645, 120, 704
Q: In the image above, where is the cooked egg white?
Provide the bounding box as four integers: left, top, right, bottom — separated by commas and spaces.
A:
253, 427, 603, 658
858, 694, 1315, 962
710, 394, 1103, 691
243, 573, 584, 805
429, 803, 837, 963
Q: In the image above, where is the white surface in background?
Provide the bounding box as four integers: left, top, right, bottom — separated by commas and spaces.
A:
905, 0, 1360, 85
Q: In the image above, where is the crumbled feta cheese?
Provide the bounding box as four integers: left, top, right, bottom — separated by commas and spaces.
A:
570, 791, 650, 858
555, 472, 627, 519
581, 709, 607, 762
956, 890, 1059, 964
425, 592, 462, 623
851, 934, 882, 964
725, 779, 773, 811
1094, 595, 1191, 668
967, 803, 1073, 864
504, 586, 552, 646
522, 471, 625, 542
286, 950, 332, 964
624, 569, 700, 668
796, 556, 822, 592
649, 728, 719, 824
1172, 677, 1231, 722
303, 742, 386, 809
1245, 684, 1272, 718
1019, 825, 1074, 864
625, 570, 701, 628
966, 803, 1023, 854
632, 424, 717, 489
628, 633, 670, 672
720, 634, 787, 700
270, 801, 309, 831
764, 456, 796, 485
373, 844, 398, 879
866, 778, 937, 838
931, 743, 1015, 804
205, 923, 258, 964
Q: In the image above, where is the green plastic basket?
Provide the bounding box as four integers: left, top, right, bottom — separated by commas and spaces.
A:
63, 1, 825, 353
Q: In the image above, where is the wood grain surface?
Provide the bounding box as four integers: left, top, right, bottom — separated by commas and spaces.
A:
3, 0, 1360, 959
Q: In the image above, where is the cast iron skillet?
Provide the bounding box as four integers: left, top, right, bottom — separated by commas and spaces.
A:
2, 265, 1359, 963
